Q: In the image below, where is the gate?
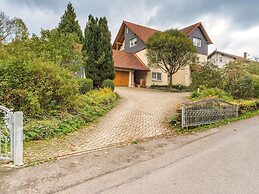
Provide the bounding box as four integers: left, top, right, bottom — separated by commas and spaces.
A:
182, 99, 238, 128
0, 105, 23, 166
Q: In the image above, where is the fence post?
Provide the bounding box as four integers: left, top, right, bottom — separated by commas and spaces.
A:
13, 111, 23, 166
181, 104, 186, 129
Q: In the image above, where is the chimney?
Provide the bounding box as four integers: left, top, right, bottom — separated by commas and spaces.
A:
244, 52, 248, 59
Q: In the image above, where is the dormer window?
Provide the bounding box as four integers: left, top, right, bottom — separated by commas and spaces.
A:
130, 37, 137, 47
193, 37, 202, 47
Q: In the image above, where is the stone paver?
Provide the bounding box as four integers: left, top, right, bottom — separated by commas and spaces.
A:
24, 87, 188, 163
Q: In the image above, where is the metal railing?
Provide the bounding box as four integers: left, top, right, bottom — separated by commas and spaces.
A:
182, 99, 238, 128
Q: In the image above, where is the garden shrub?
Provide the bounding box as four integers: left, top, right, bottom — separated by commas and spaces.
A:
102, 79, 115, 91
78, 78, 93, 94
190, 63, 223, 90
252, 76, 259, 98
23, 88, 117, 141
237, 100, 259, 114
191, 87, 233, 101
150, 84, 190, 92
223, 62, 255, 99
224, 75, 255, 99
0, 56, 79, 117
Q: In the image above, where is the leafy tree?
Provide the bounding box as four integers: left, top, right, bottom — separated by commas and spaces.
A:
0, 12, 28, 43
58, 2, 83, 42
146, 29, 197, 88
13, 28, 81, 71
83, 15, 115, 88
0, 12, 13, 43
11, 18, 29, 41
191, 63, 223, 90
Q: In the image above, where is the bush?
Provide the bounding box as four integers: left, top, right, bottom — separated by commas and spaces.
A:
224, 75, 255, 99
252, 76, 259, 98
150, 84, 190, 92
102, 79, 115, 91
191, 87, 233, 101
0, 57, 79, 117
78, 78, 93, 94
24, 88, 118, 141
190, 63, 223, 90
223, 62, 255, 99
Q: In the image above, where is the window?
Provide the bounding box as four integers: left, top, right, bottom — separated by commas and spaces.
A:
126, 27, 129, 33
193, 37, 202, 47
152, 72, 162, 81
130, 37, 137, 47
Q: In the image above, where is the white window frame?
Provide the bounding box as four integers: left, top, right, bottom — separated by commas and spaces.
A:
130, 37, 137, 47
193, 37, 202, 47
152, 72, 162, 81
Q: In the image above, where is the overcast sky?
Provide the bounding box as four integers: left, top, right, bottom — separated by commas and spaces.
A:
1, 0, 258, 57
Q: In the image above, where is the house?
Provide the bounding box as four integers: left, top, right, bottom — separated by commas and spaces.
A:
208, 50, 251, 68
112, 21, 213, 87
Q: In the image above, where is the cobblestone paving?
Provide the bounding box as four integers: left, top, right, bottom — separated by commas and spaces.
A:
24, 88, 188, 163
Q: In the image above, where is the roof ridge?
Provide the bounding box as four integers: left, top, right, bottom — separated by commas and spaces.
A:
123, 20, 160, 32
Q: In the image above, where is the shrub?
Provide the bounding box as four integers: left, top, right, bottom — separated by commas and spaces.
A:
190, 63, 223, 90
223, 62, 255, 99
78, 78, 93, 94
0, 57, 79, 117
102, 79, 115, 91
191, 87, 233, 101
24, 88, 118, 141
150, 84, 190, 92
252, 76, 259, 98
224, 75, 255, 99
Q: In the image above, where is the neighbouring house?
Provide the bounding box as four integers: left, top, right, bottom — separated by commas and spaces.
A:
112, 21, 213, 87
208, 50, 251, 68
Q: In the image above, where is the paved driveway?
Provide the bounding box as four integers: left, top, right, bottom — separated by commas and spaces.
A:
23, 87, 188, 162
82, 87, 188, 149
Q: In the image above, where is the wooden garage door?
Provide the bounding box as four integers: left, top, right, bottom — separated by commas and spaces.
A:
114, 71, 129, 87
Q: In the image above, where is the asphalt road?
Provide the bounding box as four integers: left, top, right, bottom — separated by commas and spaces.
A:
61, 117, 259, 194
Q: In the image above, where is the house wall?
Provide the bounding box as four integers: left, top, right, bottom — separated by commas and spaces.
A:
198, 54, 208, 63
135, 49, 191, 86
188, 27, 208, 55
124, 27, 146, 53
208, 53, 235, 68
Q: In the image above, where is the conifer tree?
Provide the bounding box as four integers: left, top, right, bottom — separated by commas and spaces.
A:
58, 2, 83, 42
83, 15, 115, 88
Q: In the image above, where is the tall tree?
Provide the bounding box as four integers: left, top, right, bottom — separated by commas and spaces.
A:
146, 29, 197, 88
58, 2, 83, 42
96, 17, 115, 84
83, 15, 115, 88
0, 12, 28, 43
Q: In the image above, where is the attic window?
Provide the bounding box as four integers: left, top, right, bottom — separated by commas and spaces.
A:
193, 37, 202, 47
130, 37, 137, 47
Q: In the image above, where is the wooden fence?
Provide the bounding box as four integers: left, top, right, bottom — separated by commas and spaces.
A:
181, 99, 239, 128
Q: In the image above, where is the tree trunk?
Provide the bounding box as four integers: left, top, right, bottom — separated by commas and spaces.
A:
168, 73, 173, 89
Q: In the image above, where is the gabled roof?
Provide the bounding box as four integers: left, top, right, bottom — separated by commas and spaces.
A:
208, 50, 250, 62
113, 50, 149, 71
123, 21, 159, 43
180, 22, 213, 44
113, 21, 213, 49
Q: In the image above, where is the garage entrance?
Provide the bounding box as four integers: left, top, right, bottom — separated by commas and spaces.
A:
114, 70, 129, 87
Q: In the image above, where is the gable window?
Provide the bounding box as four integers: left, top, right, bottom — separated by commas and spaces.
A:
193, 37, 202, 47
130, 37, 137, 47
152, 72, 162, 81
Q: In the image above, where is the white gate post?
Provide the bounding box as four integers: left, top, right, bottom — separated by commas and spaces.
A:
13, 111, 23, 166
